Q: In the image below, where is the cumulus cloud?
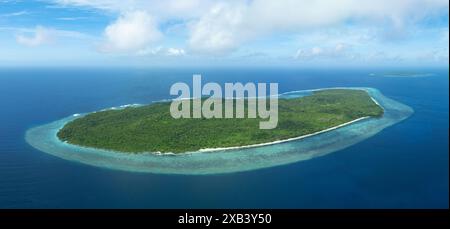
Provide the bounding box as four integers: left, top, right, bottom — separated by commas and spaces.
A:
16, 26, 54, 47
99, 11, 162, 53
188, 0, 448, 54
188, 3, 247, 54
53, 0, 449, 56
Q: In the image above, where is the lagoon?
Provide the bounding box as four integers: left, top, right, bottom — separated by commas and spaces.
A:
0, 67, 447, 208
26, 87, 408, 174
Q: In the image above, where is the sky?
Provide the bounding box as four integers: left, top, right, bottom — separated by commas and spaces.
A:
0, 0, 448, 67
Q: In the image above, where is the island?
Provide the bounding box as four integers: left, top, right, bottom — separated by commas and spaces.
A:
57, 89, 383, 153
370, 72, 433, 78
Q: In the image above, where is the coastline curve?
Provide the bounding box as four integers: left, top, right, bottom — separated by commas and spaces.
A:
25, 87, 413, 174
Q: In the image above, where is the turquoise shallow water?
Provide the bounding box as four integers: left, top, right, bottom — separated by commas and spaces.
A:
25, 87, 413, 175
1, 68, 447, 208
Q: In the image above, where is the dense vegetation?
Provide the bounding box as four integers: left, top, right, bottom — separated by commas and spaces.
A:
57, 89, 383, 153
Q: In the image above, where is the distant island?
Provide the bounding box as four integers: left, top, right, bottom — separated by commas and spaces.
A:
369, 72, 433, 78
57, 89, 383, 154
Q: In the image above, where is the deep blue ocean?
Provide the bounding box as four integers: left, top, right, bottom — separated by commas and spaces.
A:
0, 67, 448, 208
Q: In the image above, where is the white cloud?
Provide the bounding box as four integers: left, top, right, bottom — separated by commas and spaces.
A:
99, 11, 162, 53
16, 26, 54, 47
136, 46, 186, 57
13, 25, 94, 47
294, 48, 323, 60
166, 48, 186, 56
135, 46, 163, 56
417, 50, 448, 62
0, 10, 28, 17
188, 3, 247, 54
188, 0, 448, 54
294, 43, 350, 60
52, 0, 449, 56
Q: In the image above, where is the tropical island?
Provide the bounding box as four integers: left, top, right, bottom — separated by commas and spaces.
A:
57, 89, 383, 154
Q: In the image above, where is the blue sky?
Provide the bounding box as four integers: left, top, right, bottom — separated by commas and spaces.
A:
0, 0, 448, 67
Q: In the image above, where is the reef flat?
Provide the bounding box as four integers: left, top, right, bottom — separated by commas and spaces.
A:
25, 88, 413, 175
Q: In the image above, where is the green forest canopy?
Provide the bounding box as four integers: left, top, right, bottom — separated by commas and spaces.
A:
57, 89, 383, 153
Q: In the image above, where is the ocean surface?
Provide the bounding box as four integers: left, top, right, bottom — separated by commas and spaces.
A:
0, 67, 448, 208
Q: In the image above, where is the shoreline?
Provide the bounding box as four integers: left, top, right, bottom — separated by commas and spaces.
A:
25, 87, 414, 174
56, 88, 382, 156
196, 116, 371, 153
58, 115, 373, 156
